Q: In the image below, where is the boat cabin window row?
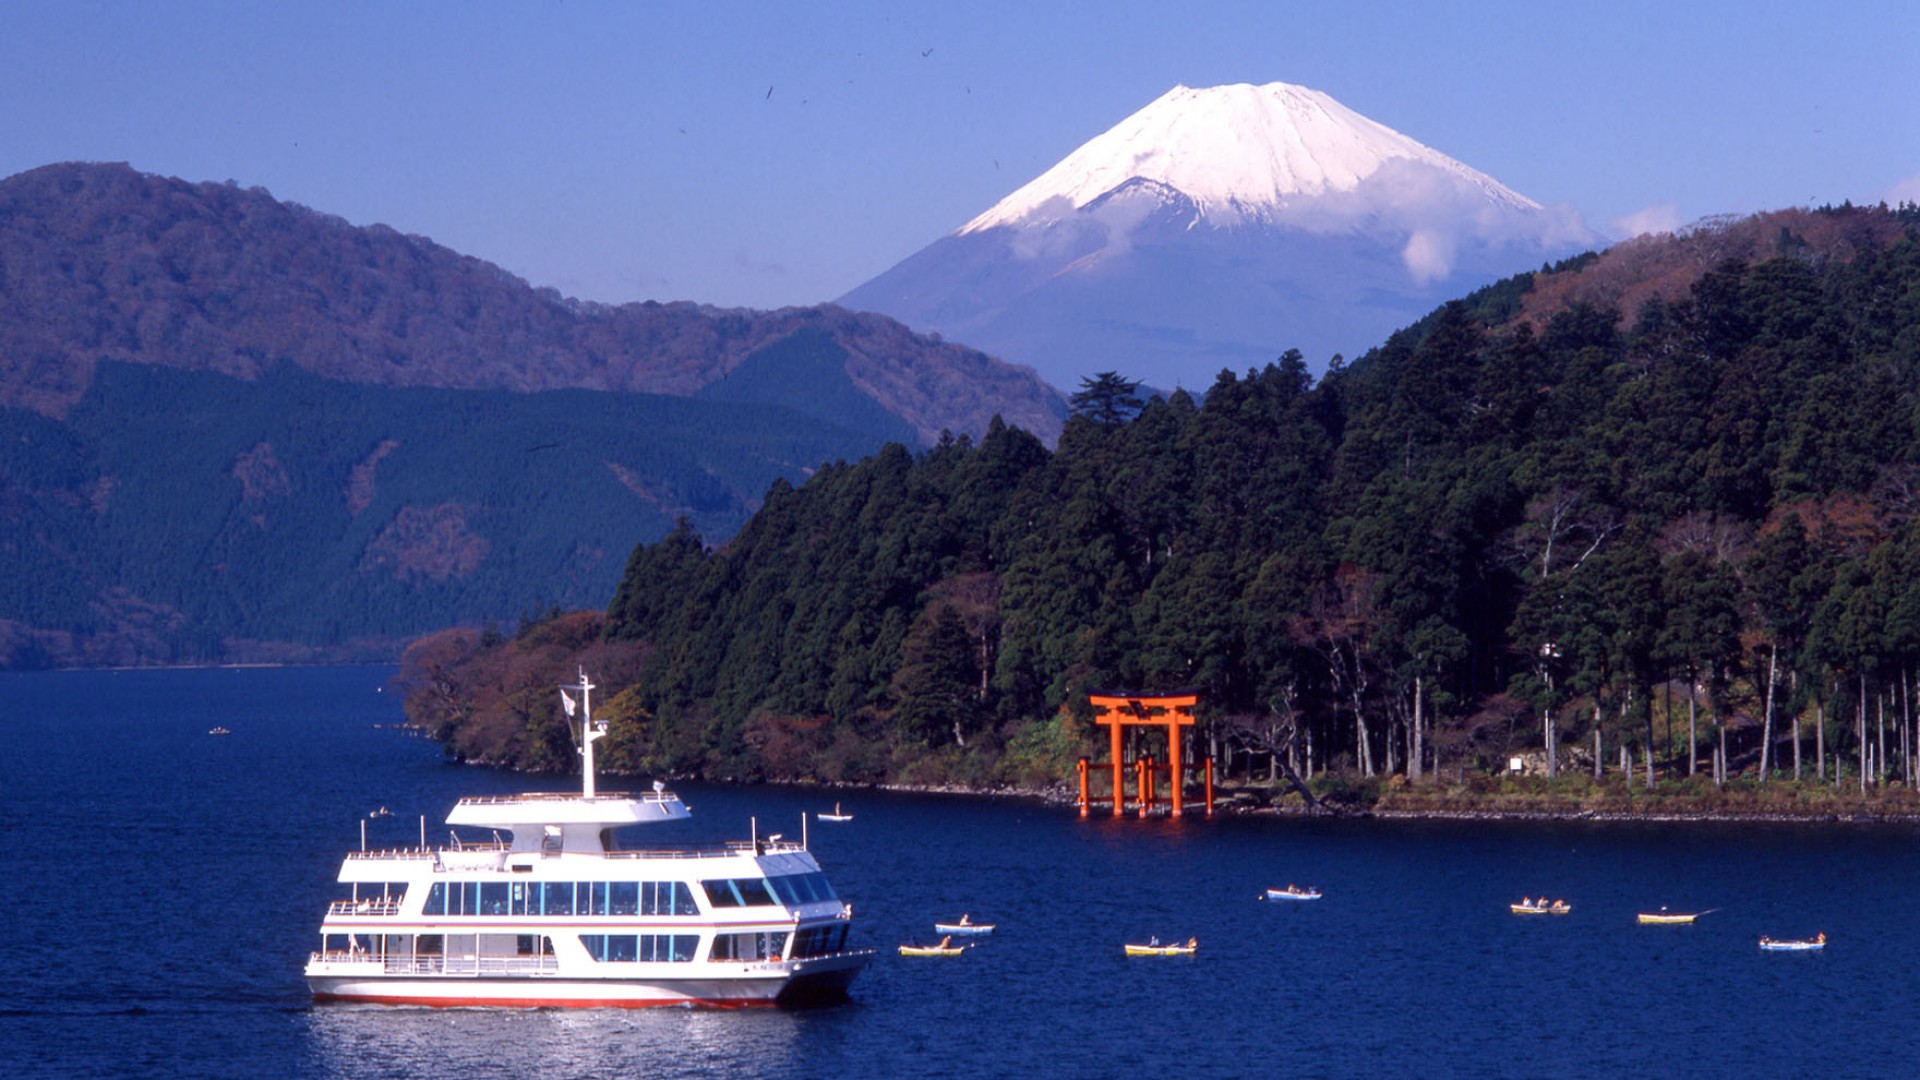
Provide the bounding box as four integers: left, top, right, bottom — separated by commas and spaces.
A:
702, 872, 838, 909
422, 879, 700, 917
790, 924, 850, 958
578, 933, 699, 963
710, 930, 790, 962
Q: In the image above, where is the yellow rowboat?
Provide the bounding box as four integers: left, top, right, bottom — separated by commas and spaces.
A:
1637, 911, 1703, 925
899, 935, 965, 957
1510, 899, 1571, 915
1124, 937, 1197, 957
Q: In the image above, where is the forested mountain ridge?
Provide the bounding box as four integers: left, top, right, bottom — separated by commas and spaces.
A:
0, 160, 1071, 668
406, 204, 1920, 806
0, 162, 1066, 442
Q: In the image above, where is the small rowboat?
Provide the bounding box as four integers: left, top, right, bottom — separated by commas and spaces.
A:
1637, 911, 1701, 925
934, 917, 995, 935
899, 936, 964, 957
1510, 899, 1571, 915
1759, 932, 1826, 952
1261, 886, 1322, 901
817, 802, 854, 822
1124, 937, 1197, 957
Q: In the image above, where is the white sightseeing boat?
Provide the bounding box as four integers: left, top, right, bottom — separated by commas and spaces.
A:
305, 672, 873, 1008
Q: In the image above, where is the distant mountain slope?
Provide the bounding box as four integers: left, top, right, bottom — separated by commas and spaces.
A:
0, 160, 1069, 667
0, 161, 1065, 441
0, 360, 882, 668
841, 81, 1593, 390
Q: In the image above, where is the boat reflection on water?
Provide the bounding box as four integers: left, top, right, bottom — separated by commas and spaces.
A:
303, 1003, 812, 1077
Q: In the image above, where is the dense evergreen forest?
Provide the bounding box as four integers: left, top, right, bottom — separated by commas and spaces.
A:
405, 206, 1920, 807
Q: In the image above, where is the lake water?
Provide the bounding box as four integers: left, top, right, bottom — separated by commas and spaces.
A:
4, 666, 1916, 1078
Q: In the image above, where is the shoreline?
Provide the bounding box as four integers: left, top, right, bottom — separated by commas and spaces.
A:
851, 778, 1920, 826
425, 734, 1920, 828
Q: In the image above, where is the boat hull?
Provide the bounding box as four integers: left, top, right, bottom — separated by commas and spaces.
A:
1124, 945, 1196, 956
1263, 890, 1321, 901
308, 954, 869, 1009
1759, 938, 1825, 952
933, 924, 994, 935
1637, 914, 1697, 924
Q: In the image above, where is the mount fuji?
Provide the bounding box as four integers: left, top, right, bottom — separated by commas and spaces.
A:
840, 82, 1595, 392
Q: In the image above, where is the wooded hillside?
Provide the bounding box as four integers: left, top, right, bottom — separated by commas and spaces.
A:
0, 162, 1066, 442
405, 205, 1920, 803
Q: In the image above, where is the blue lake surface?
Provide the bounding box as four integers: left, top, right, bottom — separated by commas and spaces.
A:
4, 665, 1918, 1077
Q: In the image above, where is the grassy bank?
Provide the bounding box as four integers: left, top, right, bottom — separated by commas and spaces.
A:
1212, 772, 1920, 822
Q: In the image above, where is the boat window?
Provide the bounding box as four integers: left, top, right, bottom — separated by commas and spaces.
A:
701, 879, 744, 908
510, 882, 530, 916
425, 881, 481, 915
583, 881, 608, 916
417, 934, 443, 956
766, 876, 800, 906
479, 882, 511, 915
580, 934, 696, 963
710, 931, 789, 962
791, 924, 849, 957
734, 878, 776, 907
540, 882, 573, 916
639, 934, 697, 962
610, 881, 639, 915
642, 881, 697, 915
807, 873, 837, 901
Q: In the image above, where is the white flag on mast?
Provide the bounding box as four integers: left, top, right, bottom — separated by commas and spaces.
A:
559, 689, 576, 717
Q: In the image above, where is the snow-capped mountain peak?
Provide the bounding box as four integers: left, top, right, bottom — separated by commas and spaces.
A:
961, 81, 1541, 234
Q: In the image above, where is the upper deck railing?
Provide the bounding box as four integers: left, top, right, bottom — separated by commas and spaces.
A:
327, 898, 404, 916
339, 838, 806, 862
452, 790, 683, 808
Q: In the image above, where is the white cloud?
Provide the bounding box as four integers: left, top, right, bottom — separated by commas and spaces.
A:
1611, 203, 1682, 239
1402, 229, 1456, 284
1886, 172, 1920, 206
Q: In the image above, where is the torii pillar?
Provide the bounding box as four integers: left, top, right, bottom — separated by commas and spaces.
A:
1089, 692, 1199, 817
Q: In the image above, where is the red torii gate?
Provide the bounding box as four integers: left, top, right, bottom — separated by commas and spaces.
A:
1080, 692, 1212, 818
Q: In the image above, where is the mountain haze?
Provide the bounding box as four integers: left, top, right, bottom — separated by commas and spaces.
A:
842, 81, 1594, 390
0, 161, 1067, 667
0, 162, 1066, 441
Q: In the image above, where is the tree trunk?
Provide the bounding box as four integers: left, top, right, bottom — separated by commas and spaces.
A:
1643, 683, 1656, 790
1877, 691, 1886, 789
1544, 706, 1556, 778
1859, 675, 1868, 795
1760, 644, 1777, 783
1687, 673, 1698, 777
1594, 702, 1603, 779
1816, 696, 1825, 782
1410, 676, 1424, 781
1718, 713, 1728, 787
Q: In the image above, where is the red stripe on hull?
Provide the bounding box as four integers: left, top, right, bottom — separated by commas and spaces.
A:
313, 992, 777, 1009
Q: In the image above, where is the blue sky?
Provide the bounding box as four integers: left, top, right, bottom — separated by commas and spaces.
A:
4, 1, 1917, 311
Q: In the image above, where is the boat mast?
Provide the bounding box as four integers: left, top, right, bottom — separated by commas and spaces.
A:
562, 669, 606, 798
